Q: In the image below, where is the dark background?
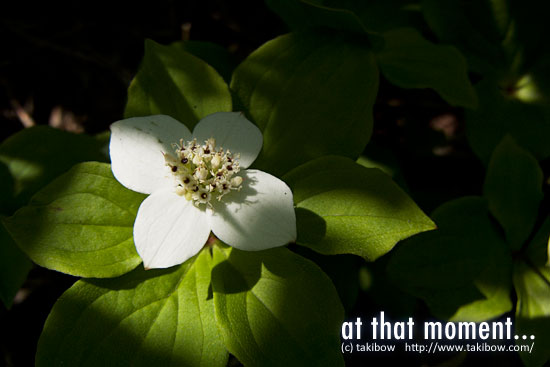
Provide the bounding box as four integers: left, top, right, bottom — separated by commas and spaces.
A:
1, 1, 498, 366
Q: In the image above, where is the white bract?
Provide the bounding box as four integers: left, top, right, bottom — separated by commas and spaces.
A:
109, 112, 297, 269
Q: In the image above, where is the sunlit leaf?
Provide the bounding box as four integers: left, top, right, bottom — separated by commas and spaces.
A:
284, 156, 435, 260
36, 250, 227, 367
232, 31, 378, 176
3, 162, 144, 278
125, 39, 232, 130
212, 246, 344, 367
514, 262, 550, 367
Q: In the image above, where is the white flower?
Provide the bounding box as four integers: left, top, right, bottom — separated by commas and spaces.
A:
109, 112, 297, 269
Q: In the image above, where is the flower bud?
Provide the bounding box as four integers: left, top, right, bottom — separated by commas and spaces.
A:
231, 176, 243, 187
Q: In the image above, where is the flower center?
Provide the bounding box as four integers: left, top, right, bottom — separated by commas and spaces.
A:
164, 137, 243, 207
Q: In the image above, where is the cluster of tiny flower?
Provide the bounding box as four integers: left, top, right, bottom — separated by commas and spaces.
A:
163, 137, 243, 207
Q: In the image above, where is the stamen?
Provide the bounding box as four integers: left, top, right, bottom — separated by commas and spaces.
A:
164, 136, 243, 207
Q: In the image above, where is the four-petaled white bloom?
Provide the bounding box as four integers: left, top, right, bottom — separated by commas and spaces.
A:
109, 112, 297, 269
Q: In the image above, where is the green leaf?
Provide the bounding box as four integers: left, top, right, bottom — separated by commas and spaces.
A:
0, 126, 108, 214
212, 246, 344, 367
36, 249, 228, 367
265, 0, 372, 34
421, 0, 511, 74
357, 141, 408, 190
388, 197, 513, 321
291, 245, 361, 313
510, 2, 550, 102
0, 160, 15, 215
375, 28, 477, 108
483, 136, 543, 251
125, 39, 232, 130
509, 1, 550, 77
526, 216, 550, 268
3, 162, 144, 278
513, 261, 550, 367
360, 257, 418, 317
0, 221, 32, 309
466, 79, 550, 164
180, 40, 236, 84
283, 156, 435, 261
513, 71, 550, 105
93, 130, 111, 161
266, 0, 425, 34
513, 215, 550, 367
231, 31, 379, 176
336, 0, 426, 34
